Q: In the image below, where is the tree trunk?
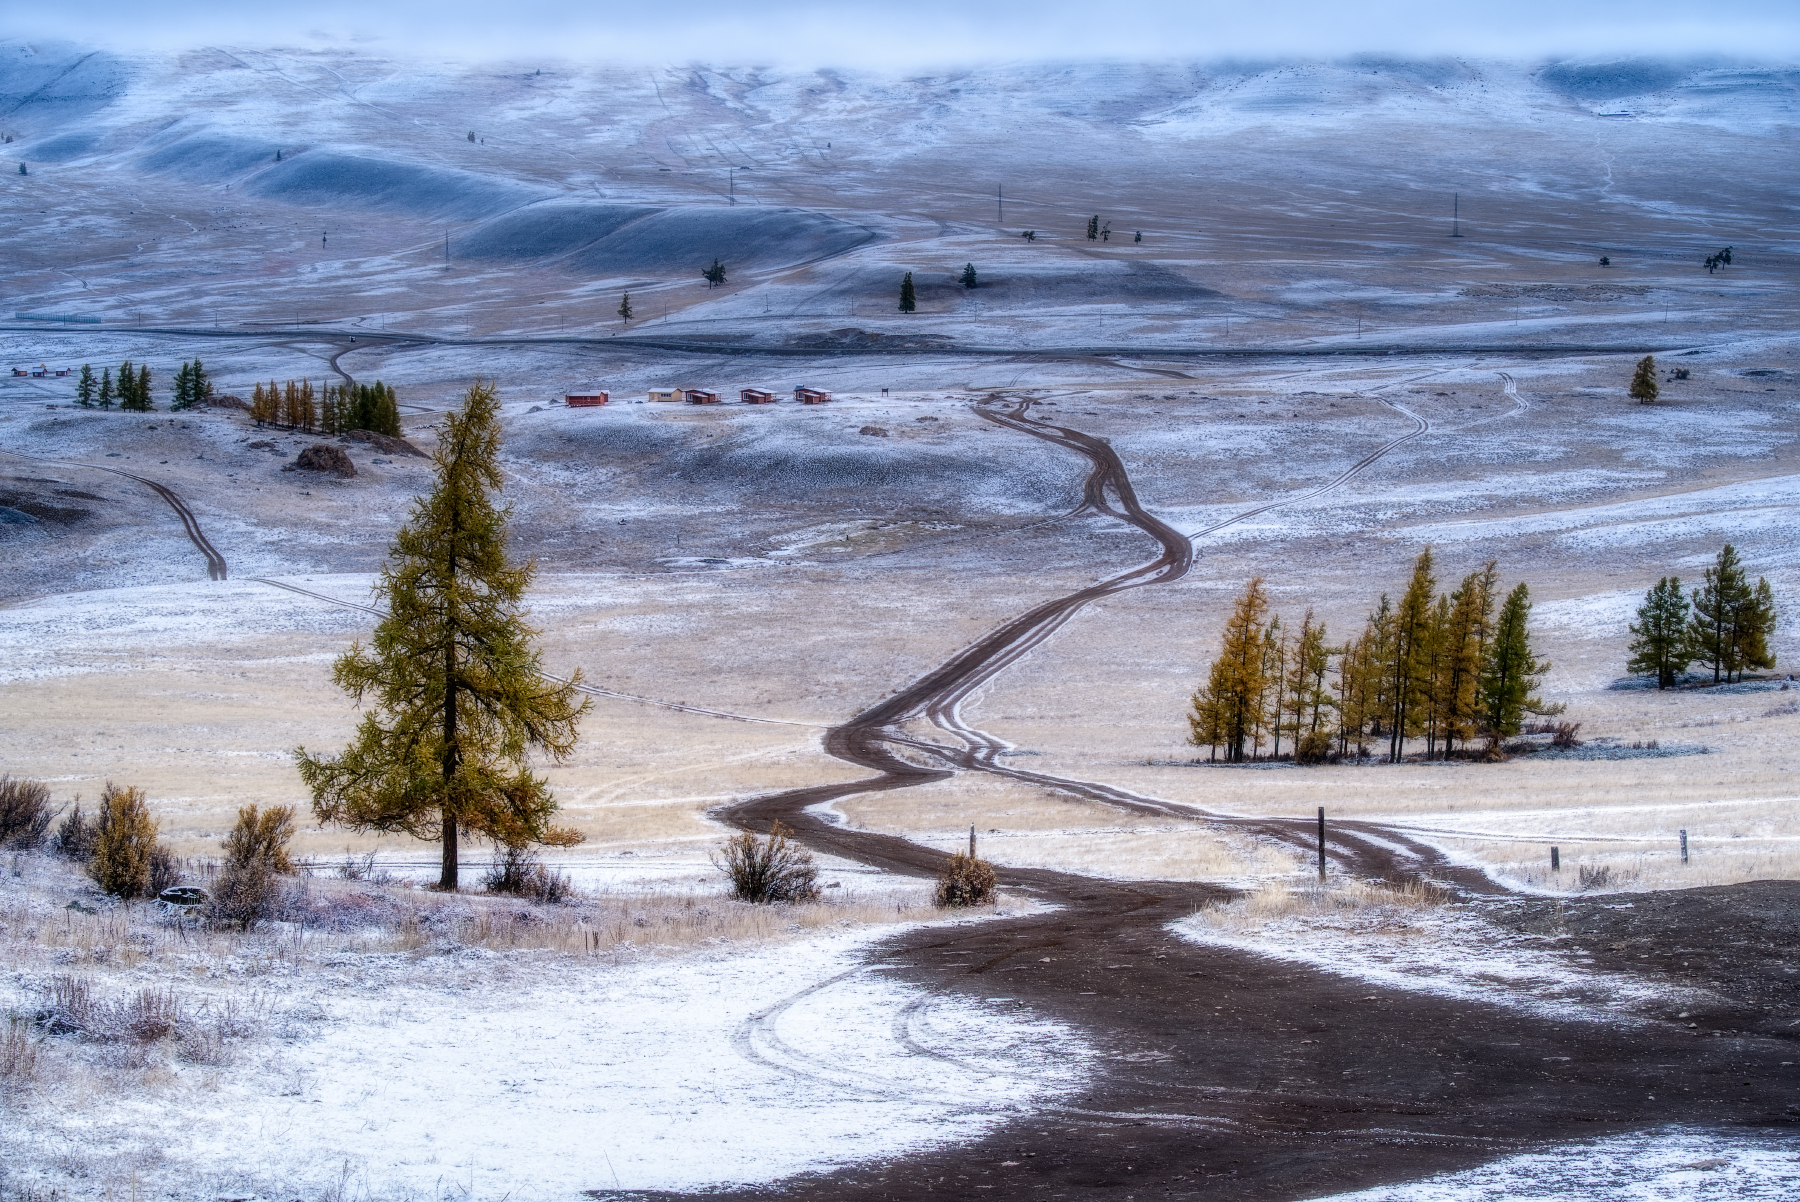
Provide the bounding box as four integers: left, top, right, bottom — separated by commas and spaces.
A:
440, 812, 458, 891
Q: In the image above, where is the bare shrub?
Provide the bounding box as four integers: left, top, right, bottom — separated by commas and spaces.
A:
935, 852, 998, 907
1294, 730, 1334, 766
86, 783, 160, 898
482, 844, 573, 903
53, 799, 95, 861
1577, 864, 1614, 891
0, 776, 53, 848
1, 1017, 39, 1081
205, 804, 297, 929
1551, 721, 1584, 749
206, 858, 276, 930
34, 977, 186, 1045
118, 988, 183, 1042
149, 845, 183, 896
713, 822, 820, 903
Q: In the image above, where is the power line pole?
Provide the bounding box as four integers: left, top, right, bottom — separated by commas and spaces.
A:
997, 184, 1003, 223
1451, 193, 1463, 238
729, 168, 735, 205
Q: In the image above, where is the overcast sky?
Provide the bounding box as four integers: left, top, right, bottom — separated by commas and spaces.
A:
9, 0, 1798, 65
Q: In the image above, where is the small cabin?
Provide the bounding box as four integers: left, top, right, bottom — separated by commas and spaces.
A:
9, 368, 25, 377
740, 388, 776, 404
52, 368, 70, 377
794, 387, 832, 404
647, 388, 683, 402
566, 392, 609, 407
684, 389, 722, 405
30, 365, 47, 378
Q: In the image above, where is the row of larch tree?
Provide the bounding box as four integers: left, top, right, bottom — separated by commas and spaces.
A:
1627, 544, 1778, 688
1189, 548, 1556, 765
251, 378, 402, 436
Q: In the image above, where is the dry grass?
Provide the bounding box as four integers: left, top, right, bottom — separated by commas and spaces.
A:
838, 772, 1299, 881
1191, 876, 1452, 936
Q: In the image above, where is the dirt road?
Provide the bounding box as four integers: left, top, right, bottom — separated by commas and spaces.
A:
697, 401, 1798, 1201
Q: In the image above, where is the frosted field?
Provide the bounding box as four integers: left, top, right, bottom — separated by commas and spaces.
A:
2, 39, 1799, 1202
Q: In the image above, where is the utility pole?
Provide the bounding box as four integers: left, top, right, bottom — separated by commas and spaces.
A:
444, 232, 450, 268
997, 184, 1003, 223
969, 825, 977, 858
729, 168, 735, 205
1451, 193, 1463, 238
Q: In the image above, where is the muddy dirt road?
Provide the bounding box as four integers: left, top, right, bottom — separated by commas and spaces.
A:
697, 401, 1798, 1201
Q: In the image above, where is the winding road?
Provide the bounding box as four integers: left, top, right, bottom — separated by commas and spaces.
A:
690, 391, 1795, 1202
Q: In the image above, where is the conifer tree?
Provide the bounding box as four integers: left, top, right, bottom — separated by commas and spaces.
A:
1629, 355, 1659, 403
1687, 544, 1777, 683
297, 382, 590, 890
1627, 576, 1691, 688
1433, 565, 1495, 757
192, 358, 210, 404
76, 364, 96, 407
119, 362, 153, 411
137, 365, 152, 410
1285, 610, 1334, 762
1188, 578, 1270, 762
1260, 618, 1286, 759
959, 263, 978, 289
172, 362, 194, 410
1386, 548, 1438, 761
899, 272, 917, 313
98, 367, 113, 408
702, 259, 727, 288
251, 382, 275, 427
1480, 583, 1552, 739
618, 292, 632, 324
1086, 215, 1100, 241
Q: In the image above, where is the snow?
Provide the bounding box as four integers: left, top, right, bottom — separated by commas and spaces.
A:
1309, 1128, 1800, 1202
4, 920, 1091, 1201
1171, 900, 1716, 1024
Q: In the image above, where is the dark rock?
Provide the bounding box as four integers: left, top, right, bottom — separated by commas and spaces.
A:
207, 394, 251, 410
858, 425, 889, 437
293, 444, 356, 477
344, 428, 427, 458
247, 440, 275, 450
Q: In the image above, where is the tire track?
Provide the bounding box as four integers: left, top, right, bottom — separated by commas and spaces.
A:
0, 447, 228, 580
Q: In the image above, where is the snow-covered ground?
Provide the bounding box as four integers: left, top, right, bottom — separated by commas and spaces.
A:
2, 854, 1084, 1201
1310, 1128, 1800, 1202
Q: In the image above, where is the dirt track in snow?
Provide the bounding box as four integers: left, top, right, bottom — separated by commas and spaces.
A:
690, 402, 1799, 1201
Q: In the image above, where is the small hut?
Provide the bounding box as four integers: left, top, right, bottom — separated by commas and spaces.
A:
684, 389, 722, 405
566, 392, 609, 407
740, 388, 776, 404
794, 387, 832, 404
647, 388, 683, 402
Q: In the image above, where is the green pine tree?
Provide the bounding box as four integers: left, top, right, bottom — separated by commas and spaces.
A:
1687, 544, 1776, 683
1629, 355, 1659, 403
1627, 576, 1691, 688
898, 272, 917, 313
618, 293, 633, 324
192, 358, 210, 404
702, 259, 727, 288
118, 361, 153, 411
958, 263, 978, 289
171, 362, 194, 411
296, 381, 591, 890
98, 367, 113, 408
1086, 215, 1099, 241
76, 364, 95, 407
1480, 583, 1553, 739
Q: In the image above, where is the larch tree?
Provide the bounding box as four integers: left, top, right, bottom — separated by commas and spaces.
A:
1480, 582, 1553, 740
1629, 355, 1659, 403
1627, 576, 1692, 688
1188, 577, 1270, 762
1385, 548, 1438, 762
1260, 618, 1287, 760
296, 381, 591, 890
1433, 565, 1495, 758
898, 272, 917, 313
